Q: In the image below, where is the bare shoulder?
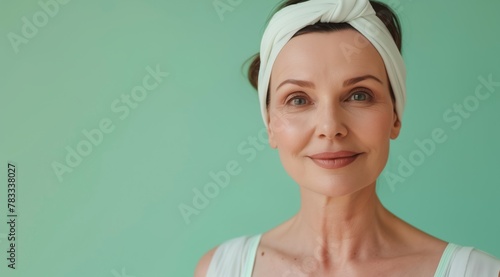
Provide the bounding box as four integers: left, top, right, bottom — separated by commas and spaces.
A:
194, 246, 218, 277
409, 226, 449, 253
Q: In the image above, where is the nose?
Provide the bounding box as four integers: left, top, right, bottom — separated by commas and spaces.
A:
316, 102, 348, 140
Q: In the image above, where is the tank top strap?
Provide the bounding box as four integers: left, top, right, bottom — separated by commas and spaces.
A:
434, 243, 460, 277
448, 246, 473, 276
433, 243, 474, 277
243, 233, 262, 277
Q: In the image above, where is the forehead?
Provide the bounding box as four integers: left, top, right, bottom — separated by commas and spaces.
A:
270, 29, 387, 91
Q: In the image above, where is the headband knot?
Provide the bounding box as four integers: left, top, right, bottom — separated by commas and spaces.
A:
319, 0, 374, 22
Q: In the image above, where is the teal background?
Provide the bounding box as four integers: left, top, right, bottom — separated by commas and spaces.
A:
0, 0, 499, 276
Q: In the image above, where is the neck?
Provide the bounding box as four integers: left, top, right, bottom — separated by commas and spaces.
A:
285, 183, 400, 264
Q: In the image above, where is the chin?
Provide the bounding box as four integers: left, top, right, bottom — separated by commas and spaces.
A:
298, 175, 375, 198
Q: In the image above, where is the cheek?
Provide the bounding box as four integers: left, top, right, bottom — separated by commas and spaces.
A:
269, 108, 312, 132
352, 107, 394, 139
270, 114, 310, 180
269, 112, 312, 154
355, 111, 393, 161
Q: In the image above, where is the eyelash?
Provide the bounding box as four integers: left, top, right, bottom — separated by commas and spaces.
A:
284, 89, 373, 106
285, 93, 308, 106
348, 90, 373, 102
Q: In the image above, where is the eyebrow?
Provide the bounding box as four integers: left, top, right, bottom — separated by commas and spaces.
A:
344, 75, 383, 87
276, 74, 383, 91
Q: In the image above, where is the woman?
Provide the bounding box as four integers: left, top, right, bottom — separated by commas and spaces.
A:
195, 0, 500, 276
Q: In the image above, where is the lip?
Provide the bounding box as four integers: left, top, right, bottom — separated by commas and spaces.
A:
307, 151, 361, 169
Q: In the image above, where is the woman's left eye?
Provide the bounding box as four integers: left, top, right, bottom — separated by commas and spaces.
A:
290, 97, 308, 105
348, 91, 372, 101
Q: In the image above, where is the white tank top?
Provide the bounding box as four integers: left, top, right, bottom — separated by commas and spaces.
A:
206, 234, 500, 277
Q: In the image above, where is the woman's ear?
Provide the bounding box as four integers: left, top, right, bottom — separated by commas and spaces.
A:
390, 113, 402, 140
267, 118, 278, 149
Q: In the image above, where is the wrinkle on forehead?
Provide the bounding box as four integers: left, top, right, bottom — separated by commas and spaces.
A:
270, 29, 388, 94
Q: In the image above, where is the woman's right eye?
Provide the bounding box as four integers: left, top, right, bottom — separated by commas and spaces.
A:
286, 94, 309, 106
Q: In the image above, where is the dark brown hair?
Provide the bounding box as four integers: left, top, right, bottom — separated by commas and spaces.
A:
244, 0, 402, 106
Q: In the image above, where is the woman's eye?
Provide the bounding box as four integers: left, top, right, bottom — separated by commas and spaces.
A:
286, 95, 308, 106
349, 91, 372, 101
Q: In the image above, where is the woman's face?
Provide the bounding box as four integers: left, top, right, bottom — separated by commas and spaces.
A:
267, 29, 401, 197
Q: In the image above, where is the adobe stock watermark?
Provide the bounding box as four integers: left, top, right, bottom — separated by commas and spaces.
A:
178, 110, 291, 225
51, 64, 169, 182
111, 268, 135, 277
384, 74, 500, 192
340, 0, 413, 63
213, 0, 243, 21
177, 130, 264, 225
7, 0, 72, 54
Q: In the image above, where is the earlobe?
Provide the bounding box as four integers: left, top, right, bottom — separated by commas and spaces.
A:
267, 124, 277, 148
390, 116, 402, 140
267, 116, 278, 148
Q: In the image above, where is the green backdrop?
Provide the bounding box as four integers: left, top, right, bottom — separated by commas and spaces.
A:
1, 0, 499, 276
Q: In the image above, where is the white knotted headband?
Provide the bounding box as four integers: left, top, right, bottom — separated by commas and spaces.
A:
257, 0, 406, 128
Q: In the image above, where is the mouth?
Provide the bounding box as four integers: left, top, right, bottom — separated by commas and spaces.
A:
307, 151, 361, 170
